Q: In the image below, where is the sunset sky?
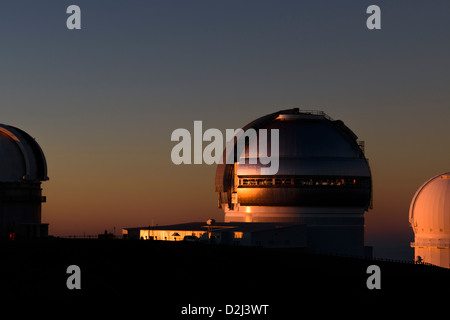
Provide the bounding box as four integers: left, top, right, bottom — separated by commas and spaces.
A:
2, 0, 450, 259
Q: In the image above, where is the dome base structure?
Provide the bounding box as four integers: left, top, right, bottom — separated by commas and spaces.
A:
411, 246, 450, 269
0, 182, 47, 238
223, 204, 368, 256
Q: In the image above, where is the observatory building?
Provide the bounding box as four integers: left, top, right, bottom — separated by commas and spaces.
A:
410, 173, 450, 268
0, 124, 49, 238
215, 108, 373, 256
125, 109, 372, 256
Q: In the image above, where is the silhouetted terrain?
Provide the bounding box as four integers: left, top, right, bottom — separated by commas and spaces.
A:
1, 239, 448, 316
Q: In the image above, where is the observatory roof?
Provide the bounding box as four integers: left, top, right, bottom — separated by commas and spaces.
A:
215, 108, 372, 211
410, 173, 450, 238
0, 124, 48, 182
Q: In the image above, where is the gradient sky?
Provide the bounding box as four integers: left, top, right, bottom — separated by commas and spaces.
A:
1, 0, 450, 259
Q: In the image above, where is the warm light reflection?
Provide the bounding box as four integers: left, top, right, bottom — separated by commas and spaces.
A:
139, 229, 206, 241
239, 176, 367, 187
0, 128, 20, 142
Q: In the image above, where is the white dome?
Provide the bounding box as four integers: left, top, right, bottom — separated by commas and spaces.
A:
409, 173, 450, 241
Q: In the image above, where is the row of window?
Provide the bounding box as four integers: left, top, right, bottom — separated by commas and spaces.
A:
239, 177, 369, 187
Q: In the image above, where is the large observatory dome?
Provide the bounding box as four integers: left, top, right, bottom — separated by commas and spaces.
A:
410, 173, 450, 240
215, 108, 372, 256
0, 124, 48, 238
215, 108, 372, 218
0, 124, 48, 182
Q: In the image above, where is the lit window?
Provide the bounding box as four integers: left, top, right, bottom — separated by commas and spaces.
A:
234, 232, 243, 239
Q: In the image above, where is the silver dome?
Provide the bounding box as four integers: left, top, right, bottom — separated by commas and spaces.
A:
216, 108, 372, 210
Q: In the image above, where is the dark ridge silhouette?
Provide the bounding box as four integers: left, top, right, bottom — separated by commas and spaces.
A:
0, 238, 448, 315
